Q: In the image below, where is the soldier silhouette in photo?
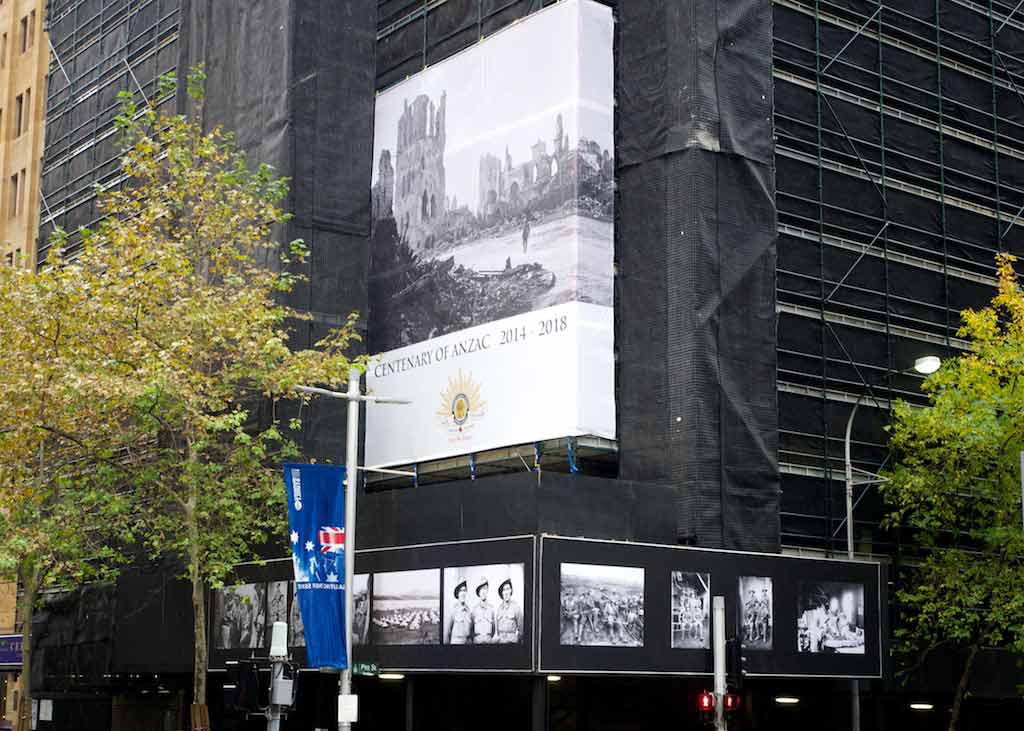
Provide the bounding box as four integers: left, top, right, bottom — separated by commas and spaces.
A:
471, 577, 497, 644
445, 579, 472, 644
495, 578, 523, 644
522, 211, 532, 254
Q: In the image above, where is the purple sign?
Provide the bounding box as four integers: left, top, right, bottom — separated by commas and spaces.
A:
0, 635, 22, 665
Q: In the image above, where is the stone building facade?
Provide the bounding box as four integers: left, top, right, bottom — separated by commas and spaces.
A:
393, 93, 447, 250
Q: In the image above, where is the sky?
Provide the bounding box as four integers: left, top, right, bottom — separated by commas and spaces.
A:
371, 0, 613, 213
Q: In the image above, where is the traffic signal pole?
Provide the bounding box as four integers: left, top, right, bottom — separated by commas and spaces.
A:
713, 595, 726, 731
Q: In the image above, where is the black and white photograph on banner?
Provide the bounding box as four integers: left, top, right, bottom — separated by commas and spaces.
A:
289, 581, 305, 648
798, 581, 866, 654
353, 574, 371, 646
559, 563, 644, 647
738, 576, 773, 650
670, 571, 710, 649
267, 580, 289, 640
368, 0, 614, 351
213, 583, 267, 650
442, 564, 525, 644
372, 569, 441, 645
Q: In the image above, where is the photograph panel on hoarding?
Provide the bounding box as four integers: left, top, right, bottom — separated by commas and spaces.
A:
289, 581, 305, 648
737, 576, 773, 651
798, 582, 866, 655
670, 571, 710, 649
368, 0, 614, 352
372, 569, 441, 646
442, 564, 525, 645
353, 574, 370, 646
266, 580, 289, 646
213, 583, 267, 650
559, 563, 644, 647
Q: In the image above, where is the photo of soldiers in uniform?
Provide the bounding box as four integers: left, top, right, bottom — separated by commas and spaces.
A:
797, 582, 866, 654
737, 576, 773, 650
213, 583, 267, 650
670, 572, 710, 649
266, 581, 289, 645
442, 564, 525, 644
559, 563, 644, 647
372, 569, 441, 645
289, 581, 305, 648
353, 574, 371, 646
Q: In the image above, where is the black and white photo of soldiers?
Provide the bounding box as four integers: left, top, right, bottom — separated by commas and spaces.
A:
353, 574, 371, 646
738, 576, 773, 650
671, 572, 710, 649
442, 564, 525, 644
559, 563, 644, 647
797, 582, 866, 654
266, 581, 289, 646
372, 569, 441, 645
289, 581, 305, 648
214, 583, 267, 650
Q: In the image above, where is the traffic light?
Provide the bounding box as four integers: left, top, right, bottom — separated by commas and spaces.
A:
697, 690, 715, 725
726, 637, 746, 691
723, 692, 741, 714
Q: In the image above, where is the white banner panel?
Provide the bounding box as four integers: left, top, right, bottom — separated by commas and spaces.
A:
366, 0, 614, 467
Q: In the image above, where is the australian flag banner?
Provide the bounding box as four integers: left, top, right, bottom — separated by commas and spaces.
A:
283, 463, 348, 669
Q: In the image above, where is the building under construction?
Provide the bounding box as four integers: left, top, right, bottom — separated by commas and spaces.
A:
19, 0, 1024, 729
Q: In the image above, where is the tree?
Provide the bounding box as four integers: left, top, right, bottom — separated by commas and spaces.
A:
0, 238, 144, 731
882, 253, 1024, 731
1, 67, 362, 729
84, 69, 364, 723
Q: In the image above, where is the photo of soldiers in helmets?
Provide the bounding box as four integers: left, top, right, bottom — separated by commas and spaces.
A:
559, 563, 644, 647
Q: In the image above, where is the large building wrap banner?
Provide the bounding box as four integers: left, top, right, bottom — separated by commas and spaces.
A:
366, 0, 615, 466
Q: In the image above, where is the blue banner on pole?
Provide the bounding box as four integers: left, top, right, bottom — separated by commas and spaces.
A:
283, 463, 348, 669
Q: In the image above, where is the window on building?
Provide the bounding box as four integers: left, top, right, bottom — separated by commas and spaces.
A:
22, 88, 29, 135
1, 33, 7, 68
17, 169, 25, 215
19, 16, 27, 54
14, 93, 23, 138
29, 11, 36, 49
9, 173, 19, 219
4, 252, 12, 267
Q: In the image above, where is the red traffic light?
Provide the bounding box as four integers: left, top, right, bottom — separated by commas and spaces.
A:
724, 693, 741, 712
698, 691, 715, 712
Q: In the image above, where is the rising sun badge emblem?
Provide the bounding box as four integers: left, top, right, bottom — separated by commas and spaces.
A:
436, 370, 488, 435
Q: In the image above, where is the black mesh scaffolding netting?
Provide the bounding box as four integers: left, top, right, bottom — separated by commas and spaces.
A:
616, 0, 780, 552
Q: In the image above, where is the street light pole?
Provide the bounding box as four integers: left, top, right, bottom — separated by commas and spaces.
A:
843, 396, 863, 731
339, 369, 360, 731
841, 354, 940, 731
294, 372, 411, 731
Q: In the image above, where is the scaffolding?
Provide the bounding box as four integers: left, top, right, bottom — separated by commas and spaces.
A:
38, 0, 180, 263
774, 0, 1024, 555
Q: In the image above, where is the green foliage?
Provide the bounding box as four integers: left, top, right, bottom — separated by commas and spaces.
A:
1, 66, 363, 707
883, 254, 1024, 666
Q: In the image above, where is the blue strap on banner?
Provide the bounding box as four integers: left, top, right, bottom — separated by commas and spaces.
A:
283, 463, 348, 670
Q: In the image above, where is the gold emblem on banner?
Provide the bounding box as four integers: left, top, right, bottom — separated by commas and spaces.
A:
437, 370, 488, 436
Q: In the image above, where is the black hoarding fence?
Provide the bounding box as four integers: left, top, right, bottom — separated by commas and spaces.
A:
39, 0, 182, 263
773, 0, 1024, 557
616, 0, 780, 552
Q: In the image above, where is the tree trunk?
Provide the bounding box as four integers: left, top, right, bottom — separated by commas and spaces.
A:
949, 644, 979, 731
186, 468, 209, 731
16, 561, 39, 731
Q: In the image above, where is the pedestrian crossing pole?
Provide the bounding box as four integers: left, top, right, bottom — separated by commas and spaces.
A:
713, 595, 727, 731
